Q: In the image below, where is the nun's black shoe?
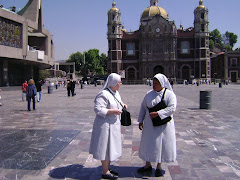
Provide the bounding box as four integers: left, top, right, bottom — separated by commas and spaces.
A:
102, 173, 118, 179
137, 166, 152, 173
109, 169, 119, 176
155, 168, 164, 177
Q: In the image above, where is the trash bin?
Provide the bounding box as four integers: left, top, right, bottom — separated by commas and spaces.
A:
200, 91, 212, 109
219, 82, 222, 88
48, 85, 53, 94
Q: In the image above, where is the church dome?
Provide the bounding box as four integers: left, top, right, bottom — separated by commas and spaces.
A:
141, 6, 168, 19
196, 0, 206, 10
109, 1, 119, 12
122, 25, 127, 32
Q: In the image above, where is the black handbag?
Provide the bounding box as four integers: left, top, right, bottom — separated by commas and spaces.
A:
107, 89, 131, 126
121, 108, 131, 126
148, 88, 172, 126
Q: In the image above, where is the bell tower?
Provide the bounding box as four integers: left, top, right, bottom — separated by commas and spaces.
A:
107, 1, 122, 74
194, 0, 210, 79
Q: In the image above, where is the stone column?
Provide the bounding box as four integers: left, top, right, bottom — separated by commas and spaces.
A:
3, 60, 8, 86
224, 54, 228, 80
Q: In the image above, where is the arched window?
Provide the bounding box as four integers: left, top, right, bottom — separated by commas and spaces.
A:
112, 26, 115, 33
181, 41, 190, 54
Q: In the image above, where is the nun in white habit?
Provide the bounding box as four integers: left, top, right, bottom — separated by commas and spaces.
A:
89, 73, 127, 179
137, 73, 177, 177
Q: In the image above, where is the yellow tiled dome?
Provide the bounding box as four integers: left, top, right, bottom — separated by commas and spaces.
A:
110, 1, 119, 12
196, 0, 206, 9
142, 6, 168, 19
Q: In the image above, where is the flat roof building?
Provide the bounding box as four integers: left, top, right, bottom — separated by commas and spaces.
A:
0, 0, 54, 86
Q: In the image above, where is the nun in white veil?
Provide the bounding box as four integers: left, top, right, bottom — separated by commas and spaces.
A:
137, 73, 177, 177
89, 73, 127, 179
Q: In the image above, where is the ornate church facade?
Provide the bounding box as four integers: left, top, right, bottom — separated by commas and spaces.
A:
107, 0, 210, 82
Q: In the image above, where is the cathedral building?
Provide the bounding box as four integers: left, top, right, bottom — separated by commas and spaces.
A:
107, 0, 210, 83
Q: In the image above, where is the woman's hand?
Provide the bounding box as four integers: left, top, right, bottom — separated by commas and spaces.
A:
149, 112, 159, 119
107, 109, 122, 115
139, 122, 143, 130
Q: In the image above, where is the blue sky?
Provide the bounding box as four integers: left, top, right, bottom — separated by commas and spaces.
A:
1, 0, 239, 61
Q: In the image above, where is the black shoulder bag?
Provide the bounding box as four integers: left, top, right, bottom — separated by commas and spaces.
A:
148, 88, 172, 126
107, 89, 131, 126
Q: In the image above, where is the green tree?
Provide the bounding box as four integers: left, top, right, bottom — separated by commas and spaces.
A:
39, 70, 50, 80
67, 49, 108, 75
67, 51, 84, 72
85, 49, 101, 72
99, 53, 108, 73
225, 31, 238, 48
210, 29, 222, 45
222, 44, 231, 52
96, 67, 104, 75
209, 39, 214, 51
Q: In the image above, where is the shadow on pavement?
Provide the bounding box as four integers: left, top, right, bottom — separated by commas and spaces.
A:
48, 165, 155, 179
49, 164, 84, 179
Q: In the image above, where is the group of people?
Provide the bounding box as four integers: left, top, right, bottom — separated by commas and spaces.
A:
89, 73, 177, 179
22, 79, 43, 111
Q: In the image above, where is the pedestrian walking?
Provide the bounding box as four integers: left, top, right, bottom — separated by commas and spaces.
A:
89, 73, 127, 180
22, 80, 28, 102
70, 79, 75, 96
35, 80, 42, 102
26, 79, 37, 111
66, 79, 71, 97
0, 88, 2, 106
137, 73, 177, 177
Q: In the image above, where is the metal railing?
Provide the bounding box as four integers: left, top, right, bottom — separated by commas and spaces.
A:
122, 80, 144, 85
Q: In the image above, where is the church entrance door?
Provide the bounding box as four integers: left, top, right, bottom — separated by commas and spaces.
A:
231, 71, 237, 82
127, 67, 135, 80
182, 66, 190, 82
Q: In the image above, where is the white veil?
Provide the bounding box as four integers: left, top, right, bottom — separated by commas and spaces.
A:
154, 73, 173, 91
102, 73, 121, 90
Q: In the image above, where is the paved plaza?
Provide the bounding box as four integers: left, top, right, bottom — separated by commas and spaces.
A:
0, 83, 240, 180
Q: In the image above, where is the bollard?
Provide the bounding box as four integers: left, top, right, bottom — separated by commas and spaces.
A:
48, 85, 53, 94
200, 91, 212, 109
219, 82, 222, 88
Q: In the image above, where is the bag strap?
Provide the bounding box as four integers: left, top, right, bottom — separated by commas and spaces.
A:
106, 88, 124, 108
161, 88, 167, 101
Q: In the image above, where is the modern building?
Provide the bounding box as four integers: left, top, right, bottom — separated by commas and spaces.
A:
0, 0, 54, 86
107, 0, 210, 83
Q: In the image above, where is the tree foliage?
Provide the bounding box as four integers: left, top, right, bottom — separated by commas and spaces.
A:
209, 39, 214, 51
210, 29, 222, 45
67, 49, 107, 76
39, 70, 50, 80
96, 67, 104, 75
225, 31, 238, 48
209, 29, 238, 52
66, 51, 84, 72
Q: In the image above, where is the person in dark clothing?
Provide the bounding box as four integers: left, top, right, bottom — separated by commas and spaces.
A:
70, 79, 75, 96
35, 80, 42, 102
67, 79, 71, 97
26, 79, 37, 111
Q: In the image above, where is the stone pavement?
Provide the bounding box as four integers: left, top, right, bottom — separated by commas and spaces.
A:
0, 83, 240, 180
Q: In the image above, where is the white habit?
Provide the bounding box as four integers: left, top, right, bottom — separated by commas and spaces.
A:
89, 89, 122, 161
138, 88, 177, 163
